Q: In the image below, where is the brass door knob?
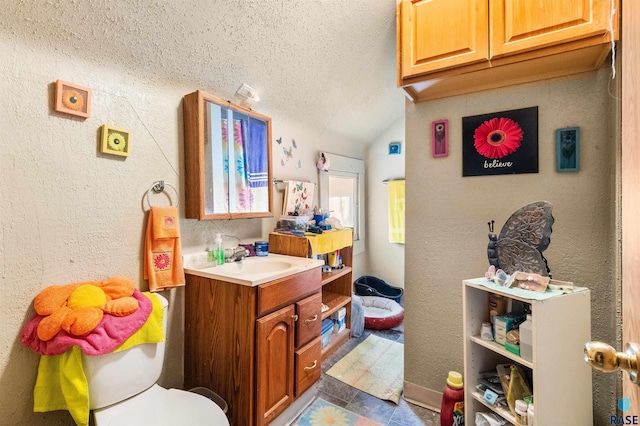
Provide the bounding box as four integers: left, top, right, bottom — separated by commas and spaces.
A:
584, 341, 640, 384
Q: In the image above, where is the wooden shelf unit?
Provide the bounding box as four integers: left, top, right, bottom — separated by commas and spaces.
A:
269, 232, 354, 361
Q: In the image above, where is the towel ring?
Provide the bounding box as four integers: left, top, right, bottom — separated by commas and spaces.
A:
144, 180, 179, 210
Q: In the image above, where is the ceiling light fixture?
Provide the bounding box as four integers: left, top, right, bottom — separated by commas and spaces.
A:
235, 83, 260, 107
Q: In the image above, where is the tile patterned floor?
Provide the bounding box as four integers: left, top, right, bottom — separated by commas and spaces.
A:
296, 321, 441, 426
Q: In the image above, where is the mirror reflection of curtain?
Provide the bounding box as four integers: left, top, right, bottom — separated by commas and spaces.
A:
230, 119, 249, 212
207, 104, 228, 214
246, 118, 269, 212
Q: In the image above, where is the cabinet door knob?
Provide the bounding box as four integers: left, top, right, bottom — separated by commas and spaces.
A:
291, 314, 299, 322
304, 360, 318, 371
305, 315, 318, 324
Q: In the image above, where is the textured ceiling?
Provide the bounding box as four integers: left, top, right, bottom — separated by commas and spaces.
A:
2, 0, 405, 145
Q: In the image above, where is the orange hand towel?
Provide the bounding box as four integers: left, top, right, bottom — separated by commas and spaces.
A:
144, 206, 185, 292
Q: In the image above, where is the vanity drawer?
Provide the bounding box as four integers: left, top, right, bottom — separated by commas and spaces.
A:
257, 267, 321, 317
294, 337, 322, 397
296, 293, 322, 348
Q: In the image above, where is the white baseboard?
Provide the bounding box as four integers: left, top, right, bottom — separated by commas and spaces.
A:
402, 380, 443, 412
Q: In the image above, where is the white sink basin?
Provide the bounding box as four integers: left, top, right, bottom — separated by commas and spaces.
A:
183, 253, 323, 286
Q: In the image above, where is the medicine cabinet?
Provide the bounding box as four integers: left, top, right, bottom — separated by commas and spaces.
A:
183, 90, 273, 220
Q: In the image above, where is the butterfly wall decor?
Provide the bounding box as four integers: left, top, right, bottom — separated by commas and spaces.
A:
487, 201, 554, 277
283, 146, 293, 161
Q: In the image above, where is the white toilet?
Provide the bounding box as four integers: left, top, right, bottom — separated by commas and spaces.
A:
82, 293, 229, 426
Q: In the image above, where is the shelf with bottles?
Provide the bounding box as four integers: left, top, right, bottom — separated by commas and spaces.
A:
463, 278, 592, 425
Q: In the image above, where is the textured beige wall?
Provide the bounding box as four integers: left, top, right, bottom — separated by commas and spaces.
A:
0, 37, 365, 425
404, 69, 619, 423
364, 117, 406, 288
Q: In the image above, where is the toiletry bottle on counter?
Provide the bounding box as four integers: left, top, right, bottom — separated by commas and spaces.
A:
255, 241, 269, 256
214, 233, 225, 265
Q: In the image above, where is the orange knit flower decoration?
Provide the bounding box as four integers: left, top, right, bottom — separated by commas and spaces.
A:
33, 276, 139, 341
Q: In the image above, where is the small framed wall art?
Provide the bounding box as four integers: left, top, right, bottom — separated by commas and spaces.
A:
432, 119, 449, 157
556, 127, 580, 172
100, 125, 130, 157
54, 80, 92, 118
389, 142, 402, 155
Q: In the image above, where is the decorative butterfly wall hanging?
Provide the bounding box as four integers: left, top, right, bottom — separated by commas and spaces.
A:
487, 201, 554, 277
283, 146, 293, 161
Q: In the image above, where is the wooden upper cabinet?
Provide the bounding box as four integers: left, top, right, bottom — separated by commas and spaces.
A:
399, 0, 489, 79
490, 0, 615, 58
397, 0, 619, 102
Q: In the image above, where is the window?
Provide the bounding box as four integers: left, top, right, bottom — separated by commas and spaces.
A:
318, 153, 365, 254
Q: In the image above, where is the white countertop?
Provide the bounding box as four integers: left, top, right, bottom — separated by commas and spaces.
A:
183, 252, 323, 286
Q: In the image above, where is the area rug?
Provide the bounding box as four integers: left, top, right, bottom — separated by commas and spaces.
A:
326, 334, 404, 404
293, 398, 383, 426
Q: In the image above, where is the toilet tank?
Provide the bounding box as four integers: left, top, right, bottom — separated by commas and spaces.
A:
82, 293, 168, 410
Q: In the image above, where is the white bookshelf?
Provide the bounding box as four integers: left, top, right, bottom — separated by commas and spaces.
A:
463, 278, 593, 425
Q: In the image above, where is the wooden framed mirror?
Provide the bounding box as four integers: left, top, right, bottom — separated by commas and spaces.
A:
183, 90, 273, 220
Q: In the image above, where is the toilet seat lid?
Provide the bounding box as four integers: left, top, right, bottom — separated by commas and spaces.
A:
93, 384, 229, 426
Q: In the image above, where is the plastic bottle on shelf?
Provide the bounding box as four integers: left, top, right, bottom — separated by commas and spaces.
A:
440, 371, 464, 426
515, 399, 529, 425
527, 403, 534, 425
519, 314, 533, 362
214, 233, 225, 265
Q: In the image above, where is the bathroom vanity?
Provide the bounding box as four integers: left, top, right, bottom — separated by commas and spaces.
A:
183, 254, 323, 426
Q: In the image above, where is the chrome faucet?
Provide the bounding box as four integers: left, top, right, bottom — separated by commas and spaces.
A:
225, 247, 250, 262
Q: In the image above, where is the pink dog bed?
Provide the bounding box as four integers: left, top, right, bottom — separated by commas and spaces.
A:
361, 296, 404, 330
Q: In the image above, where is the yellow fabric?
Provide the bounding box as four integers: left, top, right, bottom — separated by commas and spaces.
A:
306, 228, 353, 255
115, 292, 164, 352
388, 180, 405, 244
34, 346, 88, 426
33, 293, 165, 426
67, 284, 107, 309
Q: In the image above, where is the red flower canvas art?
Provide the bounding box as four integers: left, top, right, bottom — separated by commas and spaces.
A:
462, 107, 538, 177
473, 117, 523, 159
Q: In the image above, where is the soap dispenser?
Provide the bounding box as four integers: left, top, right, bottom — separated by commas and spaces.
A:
214, 233, 225, 265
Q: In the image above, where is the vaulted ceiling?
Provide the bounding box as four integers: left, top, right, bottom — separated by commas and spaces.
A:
3, 0, 406, 145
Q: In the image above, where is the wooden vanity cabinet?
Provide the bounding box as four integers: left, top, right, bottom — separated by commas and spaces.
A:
184, 267, 322, 426
398, 0, 619, 102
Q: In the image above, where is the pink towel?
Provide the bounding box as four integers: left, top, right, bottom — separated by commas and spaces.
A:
21, 289, 152, 356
